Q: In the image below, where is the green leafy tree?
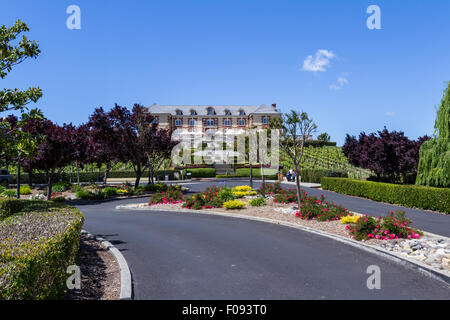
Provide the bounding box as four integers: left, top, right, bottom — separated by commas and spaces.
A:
317, 132, 331, 142
1, 20, 42, 114
416, 83, 450, 187
270, 110, 317, 207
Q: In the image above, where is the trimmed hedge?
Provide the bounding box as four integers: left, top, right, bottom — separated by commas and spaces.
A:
0, 201, 84, 299
321, 178, 450, 214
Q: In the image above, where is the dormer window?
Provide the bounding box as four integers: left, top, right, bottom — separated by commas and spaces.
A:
176, 110, 183, 116
190, 109, 197, 116
207, 107, 215, 115
239, 109, 246, 116
224, 109, 232, 116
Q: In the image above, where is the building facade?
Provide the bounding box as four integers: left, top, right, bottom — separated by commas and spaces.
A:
147, 104, 281, 138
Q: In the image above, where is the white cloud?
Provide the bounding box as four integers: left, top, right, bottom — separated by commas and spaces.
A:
328, 84, 341, 91
337, 77, 348, 86
386, 112, 395, 117
302, 49, 336, 72
329, 74, 349, 91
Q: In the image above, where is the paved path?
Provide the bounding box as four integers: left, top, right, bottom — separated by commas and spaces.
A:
77, 198, 450, 300
181, 180, 450, 237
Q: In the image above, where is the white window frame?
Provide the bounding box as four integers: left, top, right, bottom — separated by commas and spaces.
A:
206, 119, 215, 127
238, 119, 245, 126
175, 119, 182, 126
224, 119, 231, 127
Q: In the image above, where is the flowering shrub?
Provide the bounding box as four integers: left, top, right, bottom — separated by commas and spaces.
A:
232, 186, 256, 198
223, 200, 247, 210
234, 186, 252, 192
274, 188, 303, 204
149, 186, 183, 205
233, 190, 257, 198
341, 214, 361, 224
347, 211, 423, 241
259, 182, 284, 195
183, 187, 223, 210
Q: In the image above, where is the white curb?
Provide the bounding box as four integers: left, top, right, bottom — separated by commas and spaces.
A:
116, 204, 450, 286
81, 230, 133, 300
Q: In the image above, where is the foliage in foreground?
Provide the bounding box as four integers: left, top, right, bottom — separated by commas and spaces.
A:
0, 201, 84, 299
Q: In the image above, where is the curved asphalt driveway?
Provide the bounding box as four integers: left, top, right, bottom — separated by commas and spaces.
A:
77, 198, 450, 300
181, 180, 450, 237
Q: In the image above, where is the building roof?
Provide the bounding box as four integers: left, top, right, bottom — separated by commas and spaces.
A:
147, 104, 280, 116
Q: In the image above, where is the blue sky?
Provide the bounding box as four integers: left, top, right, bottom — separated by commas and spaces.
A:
1, 0, 449, 145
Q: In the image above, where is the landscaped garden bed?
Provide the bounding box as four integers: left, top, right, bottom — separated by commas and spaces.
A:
0, 182, 187, 202
120, 182, 450, 273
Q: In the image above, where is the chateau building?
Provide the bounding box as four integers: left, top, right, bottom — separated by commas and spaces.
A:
147, 104, 281, 138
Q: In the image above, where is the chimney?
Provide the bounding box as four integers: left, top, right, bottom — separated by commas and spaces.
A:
272, 103, 277, 111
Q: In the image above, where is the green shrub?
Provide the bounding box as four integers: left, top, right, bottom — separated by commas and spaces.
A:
249, 197, 267, 207
0, 186, 5, 194
74, 189, 105, 200
52, 184, 66, 193
143, 183, 168, 193
19, 185, 31, 195
218, 188, 237, 202
1, 190, 16, 198
0, 204, 84, 299
223, 200, 247, 210
102, 187, 118, 197
186, 168, 216, 178
321, 178, 450, 214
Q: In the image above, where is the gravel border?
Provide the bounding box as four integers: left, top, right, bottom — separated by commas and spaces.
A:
81, 230, 133, 300
116, 203, 450, 286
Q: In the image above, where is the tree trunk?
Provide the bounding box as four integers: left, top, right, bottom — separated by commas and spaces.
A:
76, 163, 80, 185
249, 164, 253, 189
295, 165, 302, 209
134, 164, 142, 190
103, 162, 111, 185
28, 170, 33, 187
16, 163, 21, 199
260, 163, 265, 197
148, 166, 155, 185
46, 170, 54, 201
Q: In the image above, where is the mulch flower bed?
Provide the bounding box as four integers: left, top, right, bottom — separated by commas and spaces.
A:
64, 234, 120, 300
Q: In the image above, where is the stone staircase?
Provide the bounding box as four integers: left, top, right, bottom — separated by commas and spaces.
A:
214, 164, 234, 176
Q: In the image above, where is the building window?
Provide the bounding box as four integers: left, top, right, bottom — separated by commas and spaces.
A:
207, 108, 215, 115
238, 119, 245, 126
224, 109, 232, 116
239, 109, 246, 116
189, 119, 196, 126
152, 117, 159, 124
190, 110, 197, 116
206, 119, 215, 127
176, 110, 183, 116
263, 116, 269, 124
175, 119, 182, 126
224, 119, 231, 126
